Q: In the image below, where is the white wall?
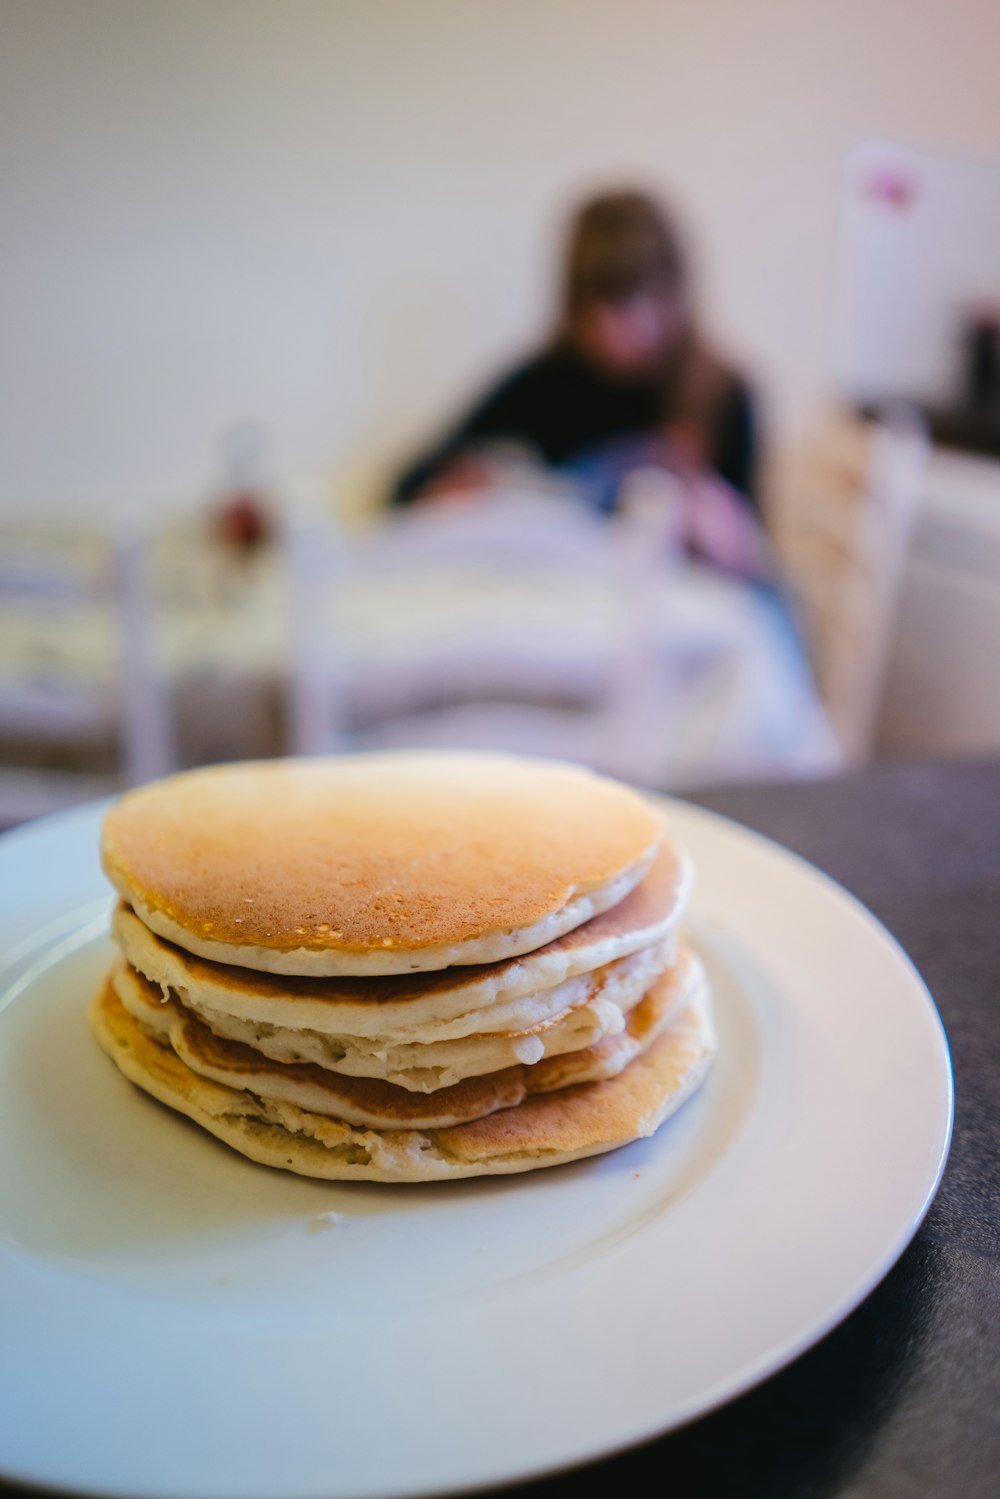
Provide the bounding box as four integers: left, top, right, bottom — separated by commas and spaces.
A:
2, 0, 999, 514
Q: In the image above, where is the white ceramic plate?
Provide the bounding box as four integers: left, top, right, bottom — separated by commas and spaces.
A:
0, 796, 952, 1499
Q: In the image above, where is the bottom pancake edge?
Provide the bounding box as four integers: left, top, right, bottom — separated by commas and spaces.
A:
87, 977, 717, 1184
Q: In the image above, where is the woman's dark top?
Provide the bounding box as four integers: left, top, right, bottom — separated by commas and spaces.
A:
391, 343, 759, 511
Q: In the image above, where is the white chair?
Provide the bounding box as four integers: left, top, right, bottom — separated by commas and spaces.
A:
0, 512, 176, 825
777, 407, 930, 764
284, 484, 671, 782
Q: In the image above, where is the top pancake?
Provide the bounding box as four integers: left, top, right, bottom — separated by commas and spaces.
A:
101, 752, 665, 976
111, 836, 688, 1041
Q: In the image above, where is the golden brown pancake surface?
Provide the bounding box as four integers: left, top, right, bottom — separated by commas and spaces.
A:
102, 753, 665, 971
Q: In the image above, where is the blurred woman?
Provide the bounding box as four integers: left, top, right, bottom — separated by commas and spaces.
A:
391, 190, 765, 574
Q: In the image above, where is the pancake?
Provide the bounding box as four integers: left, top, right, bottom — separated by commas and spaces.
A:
112, 934, 672, 1091
104, 951, 703, 1130
111, 837, 689, 1042
101, 753, 667, 975
523, 951, 701, 1093
87, 973, 716, 1181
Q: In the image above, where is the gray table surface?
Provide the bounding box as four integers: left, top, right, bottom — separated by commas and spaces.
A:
2, 758, 997, 1498
517, 756, 1000, 1499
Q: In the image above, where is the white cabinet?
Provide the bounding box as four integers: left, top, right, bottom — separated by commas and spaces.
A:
879, 451, 1000, 757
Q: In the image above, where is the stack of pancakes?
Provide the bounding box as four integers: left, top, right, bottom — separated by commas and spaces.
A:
90, 752, 715, 1182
